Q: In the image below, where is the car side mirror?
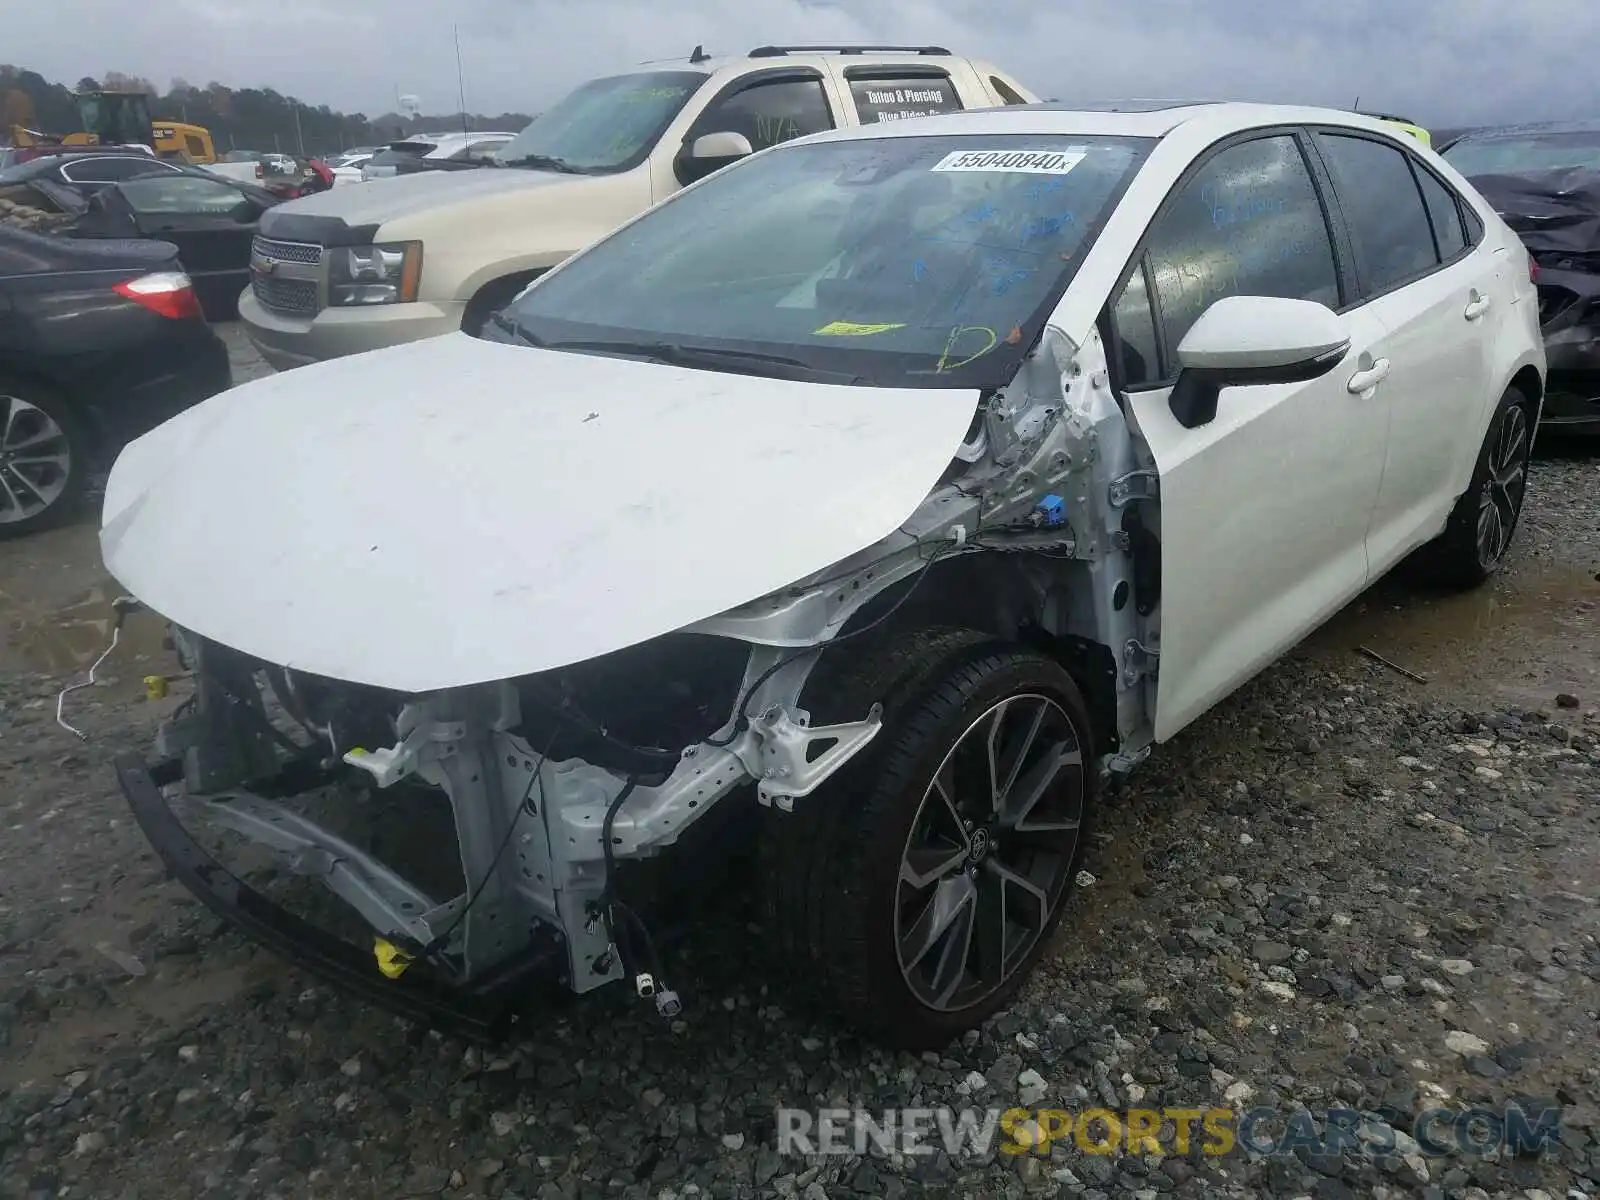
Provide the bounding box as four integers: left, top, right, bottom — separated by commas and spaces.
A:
676, 130, 754, 184
1168, 295, 1351, 429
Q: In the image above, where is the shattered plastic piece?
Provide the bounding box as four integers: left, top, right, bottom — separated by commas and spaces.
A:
374, 938, 412, 979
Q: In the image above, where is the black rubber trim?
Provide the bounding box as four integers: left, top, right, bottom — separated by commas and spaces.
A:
113, 753, 561, 1042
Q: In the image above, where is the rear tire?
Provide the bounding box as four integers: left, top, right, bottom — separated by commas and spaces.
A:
0, 378, 91, 539
757, 627, 1097, 1049
1419, 385, 1533, 590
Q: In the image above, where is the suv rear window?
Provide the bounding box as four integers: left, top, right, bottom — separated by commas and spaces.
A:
369, 143, 437, 168
846, 72, 963, 124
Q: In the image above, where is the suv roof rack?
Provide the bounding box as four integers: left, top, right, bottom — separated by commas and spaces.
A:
748, 44, 953, 58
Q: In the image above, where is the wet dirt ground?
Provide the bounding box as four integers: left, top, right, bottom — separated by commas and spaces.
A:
0, 328, 1595, 1200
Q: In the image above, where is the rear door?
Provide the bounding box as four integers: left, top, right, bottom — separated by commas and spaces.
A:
103, 175, 267, 319
1106, 130, 1392, 741
1308, 128, 1501, 569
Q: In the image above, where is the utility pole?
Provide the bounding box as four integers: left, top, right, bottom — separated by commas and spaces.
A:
293, 102, 305, 157
455, 25, 470, 136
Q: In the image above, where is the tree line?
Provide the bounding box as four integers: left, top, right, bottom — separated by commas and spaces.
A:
1, 65, 534, 157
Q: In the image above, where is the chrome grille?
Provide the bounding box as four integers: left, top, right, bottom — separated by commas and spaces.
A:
251, 236, 322, 265
251, 275, 320, 315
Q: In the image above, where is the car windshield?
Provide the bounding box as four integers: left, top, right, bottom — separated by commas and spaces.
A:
1443, 131, 1600, 176
493, 71, 709, 173
503, 133, 1153, 388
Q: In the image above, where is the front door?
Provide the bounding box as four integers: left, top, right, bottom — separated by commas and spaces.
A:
1106, 131, 1392, 741
652, 69, 841, 203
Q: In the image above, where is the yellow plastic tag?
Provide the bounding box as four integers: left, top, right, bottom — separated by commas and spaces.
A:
812, 320, 907, 337
143, 675, 168, 700
374, 938, 412, 979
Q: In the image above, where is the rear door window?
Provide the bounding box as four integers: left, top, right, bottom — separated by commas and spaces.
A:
61, 157, 168, 183
368, 143, 435, 169
990, 76, 1031, 106
1414, 166, 1467, 261
845, 70, 964, 124
450, 138, 511, 162
1314, 132, 1439, 294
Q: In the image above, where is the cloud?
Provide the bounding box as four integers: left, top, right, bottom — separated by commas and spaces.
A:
10, 0, 1599, 127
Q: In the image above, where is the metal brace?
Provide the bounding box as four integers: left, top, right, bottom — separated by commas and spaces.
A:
343, 712, 466, 788
1108, 470, 1159, 507
1122, 639, 1160, 686
743, 703, 884, 811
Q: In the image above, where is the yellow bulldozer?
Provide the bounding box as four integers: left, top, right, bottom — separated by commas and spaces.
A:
7, 89, 217, 164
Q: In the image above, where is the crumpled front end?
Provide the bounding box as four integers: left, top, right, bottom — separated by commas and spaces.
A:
113, 609, 907, 1035
1475, 168, 1600, 431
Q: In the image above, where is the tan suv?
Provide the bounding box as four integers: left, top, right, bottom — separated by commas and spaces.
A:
239, 43, 1038, 370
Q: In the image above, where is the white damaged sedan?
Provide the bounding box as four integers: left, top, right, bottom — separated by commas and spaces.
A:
103, 101, 1544, 1048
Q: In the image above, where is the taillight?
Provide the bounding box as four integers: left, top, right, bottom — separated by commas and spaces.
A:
255, 163, 264, 178
114, 271, 203, 320
1529, 257, 1540, 284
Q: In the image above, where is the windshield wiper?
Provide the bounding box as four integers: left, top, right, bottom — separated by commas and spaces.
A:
538, 338, 864, 383
486, 311, 542, 344
499, 153, 587, 174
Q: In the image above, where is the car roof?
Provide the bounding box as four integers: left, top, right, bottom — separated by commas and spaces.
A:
624, 43, 995, 78
788, 100, 1414, 144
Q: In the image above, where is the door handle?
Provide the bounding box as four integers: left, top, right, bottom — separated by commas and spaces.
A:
1464, 289, 1492, 320
1347, 357, 1391, 395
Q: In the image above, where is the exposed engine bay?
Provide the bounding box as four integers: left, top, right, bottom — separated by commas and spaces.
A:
113, 324, 1164, 1031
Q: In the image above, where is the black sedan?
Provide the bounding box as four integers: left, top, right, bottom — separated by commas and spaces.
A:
0, 149, 189, 194
0, 226, 231, 536
1442, 120, 1600, 435
6, 159, 282, 321
53, 171, 283, 321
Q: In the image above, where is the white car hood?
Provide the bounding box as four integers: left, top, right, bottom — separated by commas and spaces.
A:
101, 334, 981, 693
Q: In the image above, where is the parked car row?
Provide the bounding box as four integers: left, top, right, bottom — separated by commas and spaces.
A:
96, 90, 1552, 1048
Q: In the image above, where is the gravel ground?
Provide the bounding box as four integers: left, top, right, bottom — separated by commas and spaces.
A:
0, 336, 1596, 1199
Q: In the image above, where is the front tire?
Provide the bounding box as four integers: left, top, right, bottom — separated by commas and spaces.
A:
0, 379, 90, 539
758, 628, 1096, 1049
1420, 385, 1533, 590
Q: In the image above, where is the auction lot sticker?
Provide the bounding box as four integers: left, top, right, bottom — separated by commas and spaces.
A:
931, 148, 1087, 174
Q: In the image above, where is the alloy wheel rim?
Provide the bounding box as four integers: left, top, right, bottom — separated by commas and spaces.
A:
1476, 403, 1528, 571
894, 693, 1085, 1013
0, 395, 72, 524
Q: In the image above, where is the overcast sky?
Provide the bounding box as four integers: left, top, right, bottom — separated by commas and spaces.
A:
12, 0, 1598, 127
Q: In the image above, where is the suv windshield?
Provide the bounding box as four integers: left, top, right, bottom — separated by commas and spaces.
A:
494, 71, 709, 174
503, 133, 1153, 388
1444, 131, 1600, 176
